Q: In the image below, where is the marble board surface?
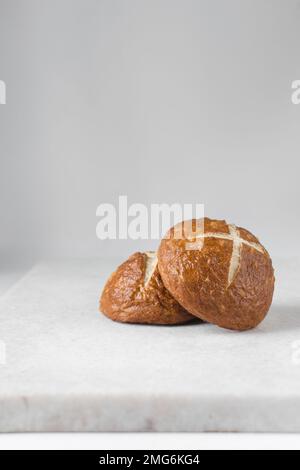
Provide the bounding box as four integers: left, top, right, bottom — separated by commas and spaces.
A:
0, 258, 300, 432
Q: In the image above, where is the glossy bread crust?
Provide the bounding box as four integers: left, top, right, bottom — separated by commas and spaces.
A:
157, 218, 275, 331
100, 252, 194, 325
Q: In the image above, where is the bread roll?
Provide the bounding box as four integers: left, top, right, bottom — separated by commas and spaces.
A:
157, 218, 275, 331
100, 251, 194, 325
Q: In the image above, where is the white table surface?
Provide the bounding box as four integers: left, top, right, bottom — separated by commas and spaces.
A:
0, 257, 300, 433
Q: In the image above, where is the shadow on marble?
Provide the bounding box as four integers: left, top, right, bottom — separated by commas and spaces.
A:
260, 304, 300, 334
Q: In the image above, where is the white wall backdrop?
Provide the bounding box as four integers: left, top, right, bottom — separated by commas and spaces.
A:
0, 0, 299, 261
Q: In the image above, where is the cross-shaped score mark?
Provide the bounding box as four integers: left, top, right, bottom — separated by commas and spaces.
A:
186, 224, 264, 287
143, 252, 158, 287
144, 225, 265, 290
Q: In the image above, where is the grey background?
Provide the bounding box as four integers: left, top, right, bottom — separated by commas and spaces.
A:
0, 0, 299, 264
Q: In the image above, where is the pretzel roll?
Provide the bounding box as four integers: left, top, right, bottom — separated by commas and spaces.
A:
100, 252, 194, 325
157, 218, 275, 331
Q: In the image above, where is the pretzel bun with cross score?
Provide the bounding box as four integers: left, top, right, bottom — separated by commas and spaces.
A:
100, 251, 194, 325
157, 218, 275, 331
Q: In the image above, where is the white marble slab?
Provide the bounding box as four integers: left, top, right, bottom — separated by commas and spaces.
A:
0, 258, 300, 432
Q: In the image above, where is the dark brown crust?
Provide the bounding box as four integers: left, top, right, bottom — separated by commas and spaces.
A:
157, 218, 275, 331
100, 252, 195, 325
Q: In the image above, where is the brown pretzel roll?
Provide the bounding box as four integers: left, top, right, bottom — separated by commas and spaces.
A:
157, 218, 275, 331
100, 251, 194, 325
